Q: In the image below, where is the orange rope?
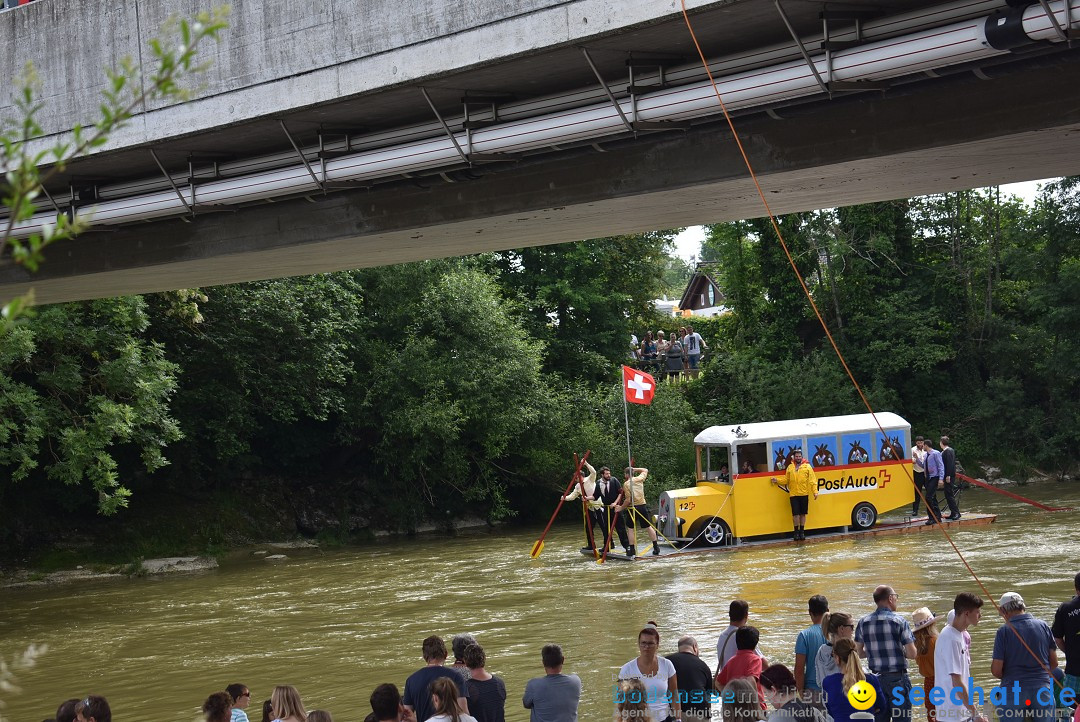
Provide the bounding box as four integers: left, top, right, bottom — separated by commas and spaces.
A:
677, 2, 1065, 692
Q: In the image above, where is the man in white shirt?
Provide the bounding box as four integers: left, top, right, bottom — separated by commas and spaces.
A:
716, 599, 768, 674
911, 436, 928, 517
935, 592, 988, 722
685, 325, 707, 375
561, 459, 603, 552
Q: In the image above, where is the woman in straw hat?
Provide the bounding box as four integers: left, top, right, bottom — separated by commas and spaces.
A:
912, 607, 941, 722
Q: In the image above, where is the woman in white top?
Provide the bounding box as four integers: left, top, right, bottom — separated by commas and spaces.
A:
618, 622, 681, 722
425, 677, 478, 722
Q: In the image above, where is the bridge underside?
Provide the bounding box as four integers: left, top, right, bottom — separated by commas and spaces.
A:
4, 51, 1080, 305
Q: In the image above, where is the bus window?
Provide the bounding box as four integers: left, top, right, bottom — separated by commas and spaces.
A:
736, 443, 767, 473
771, 438, 802, 471
841, 432, 872, 464
704, 446, 731, 481
808, 435, 839, 468
876, 430, 908, 461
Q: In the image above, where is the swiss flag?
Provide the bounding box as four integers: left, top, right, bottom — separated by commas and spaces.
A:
623, 365, 655, 405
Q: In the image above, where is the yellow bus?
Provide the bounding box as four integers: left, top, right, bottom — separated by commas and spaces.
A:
657, 413, 914, 546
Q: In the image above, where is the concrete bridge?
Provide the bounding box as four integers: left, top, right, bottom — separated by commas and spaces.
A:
2, 0, 1079, 304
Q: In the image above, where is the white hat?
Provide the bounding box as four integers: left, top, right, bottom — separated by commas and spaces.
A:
999, 592, 1025, 610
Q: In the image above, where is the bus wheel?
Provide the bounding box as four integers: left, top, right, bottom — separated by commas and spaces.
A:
698, 519, 731, 547
851, 502, 878, 530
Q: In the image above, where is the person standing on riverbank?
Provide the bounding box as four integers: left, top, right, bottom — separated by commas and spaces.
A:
451, 634, 477, 688
204, 692, 233, 722
427, 677, 479, 722
935, 593, 987, 722
227, 684, 252, 722
404, 637, 468, 722
369, 684, 416, 722
74, 695, 111, 722
991, 592, 1058, 722
939, 437, 961, 520
522, 644, 580, 722
716, 626, 767, 709
855, 585, 917, 722
911, 437, 928, 517
269, 686, 308, 722
822, 639, 885, 722
771, 449, 815, 540
912, 607, 941, 722
666, 635, 714, 721
1052, 572, 1080, 710
463, 643, 506, 722
621, 622, 681, 722
716, 600, 768, 672
815, 612, 857, 685
795, 595, 829, 705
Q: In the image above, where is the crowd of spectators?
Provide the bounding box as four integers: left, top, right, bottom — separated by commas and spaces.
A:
630, 326, 708, 378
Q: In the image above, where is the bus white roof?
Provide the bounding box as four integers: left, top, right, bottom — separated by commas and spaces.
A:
694, 412, 909, 445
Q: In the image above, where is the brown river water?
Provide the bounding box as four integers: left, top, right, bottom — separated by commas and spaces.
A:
1, 482, 1078, 722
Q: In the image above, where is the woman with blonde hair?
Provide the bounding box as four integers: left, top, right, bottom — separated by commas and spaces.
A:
270, 685, 307, 722
721, 678, 764, 722
426, 677, 478, 722
615, 677, 654, 721
821, 639, 885, 722
814, 611, 857, 685
911, 607, 941, 722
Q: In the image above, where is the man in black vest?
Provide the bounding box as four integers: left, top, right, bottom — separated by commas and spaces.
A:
592, 466, 631, 555
940, 436, 961, 520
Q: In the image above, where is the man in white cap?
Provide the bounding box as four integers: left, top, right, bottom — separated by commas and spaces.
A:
990, 592, 1058, 722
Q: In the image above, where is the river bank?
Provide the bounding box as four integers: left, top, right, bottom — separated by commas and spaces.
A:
0, 517, 495, 589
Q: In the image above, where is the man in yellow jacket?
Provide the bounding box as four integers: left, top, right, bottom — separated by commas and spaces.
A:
771, 449, 817, 540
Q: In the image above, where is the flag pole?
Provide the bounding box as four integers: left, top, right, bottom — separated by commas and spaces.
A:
622, 373, 638, 547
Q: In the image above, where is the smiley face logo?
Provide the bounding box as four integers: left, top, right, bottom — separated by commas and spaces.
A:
847, 680, 877, 710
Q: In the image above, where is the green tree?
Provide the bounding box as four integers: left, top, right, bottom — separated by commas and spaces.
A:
0, 297, 180, 515
486, 233, 675, 380
146, 275, 364, 474
339, 261, 553, 522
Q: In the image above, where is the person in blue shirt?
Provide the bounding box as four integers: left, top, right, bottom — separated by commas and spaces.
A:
991, 592, 1058, 722
226, 684, 252, 722
795, 595, 830, 707
822, 638, 886, 722
922, 439, 945, 525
